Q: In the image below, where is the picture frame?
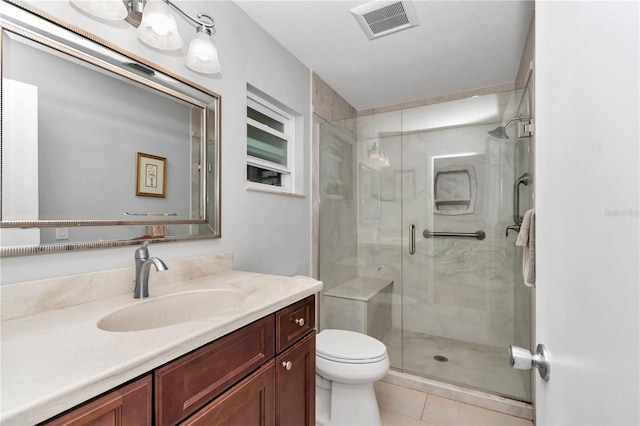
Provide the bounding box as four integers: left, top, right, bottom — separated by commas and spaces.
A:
136, 152, 166, 197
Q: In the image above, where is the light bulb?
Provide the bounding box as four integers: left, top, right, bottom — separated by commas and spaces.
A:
71, 0, 127, 20
186, 30, 221, 74
137, 0, 182, 50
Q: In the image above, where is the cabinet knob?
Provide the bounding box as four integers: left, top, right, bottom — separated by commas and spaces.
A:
294, 317, 305, 327
282, 361, 292, 371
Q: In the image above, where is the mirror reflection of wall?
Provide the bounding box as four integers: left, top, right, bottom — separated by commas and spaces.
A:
2, 79, 40, 247
3, 32, 192, 223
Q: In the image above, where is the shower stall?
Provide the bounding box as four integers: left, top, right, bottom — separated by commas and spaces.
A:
318, 88, 533, 403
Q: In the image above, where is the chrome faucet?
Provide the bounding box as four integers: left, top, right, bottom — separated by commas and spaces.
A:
133, 242, 168, 298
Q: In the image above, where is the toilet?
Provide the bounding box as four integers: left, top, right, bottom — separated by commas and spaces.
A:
315, 329, 390, 426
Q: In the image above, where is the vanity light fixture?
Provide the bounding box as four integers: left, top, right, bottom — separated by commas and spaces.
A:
368, 143, 390, 168
71, 0, 221, 74
136, 0, 182, 50
71, 0, 128, 21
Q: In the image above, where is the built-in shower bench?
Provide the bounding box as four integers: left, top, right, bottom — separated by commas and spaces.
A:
323, 276, 393, 341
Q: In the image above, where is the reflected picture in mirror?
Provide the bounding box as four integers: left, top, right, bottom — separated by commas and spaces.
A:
136, 153, 167, 198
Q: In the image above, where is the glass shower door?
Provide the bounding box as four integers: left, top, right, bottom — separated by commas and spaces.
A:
400, 118, 531, 401
318, 116, 404, 374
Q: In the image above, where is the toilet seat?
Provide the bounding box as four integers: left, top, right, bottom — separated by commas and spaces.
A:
316, 329, 387, 364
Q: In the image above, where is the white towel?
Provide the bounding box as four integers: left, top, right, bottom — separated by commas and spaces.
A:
515, 209, 535, 287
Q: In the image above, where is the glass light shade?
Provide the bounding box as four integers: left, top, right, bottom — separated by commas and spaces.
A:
368, 146, 381, 162
137, 0, 182, 50
185, 31, 221, 74
71, 0, 127, 21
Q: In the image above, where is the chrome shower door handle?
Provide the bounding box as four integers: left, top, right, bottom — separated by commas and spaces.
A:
513, 173, 531, 225
409, 224, 416, 255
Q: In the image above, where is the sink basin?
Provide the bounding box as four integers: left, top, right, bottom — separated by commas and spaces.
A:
98, 289, 244, 332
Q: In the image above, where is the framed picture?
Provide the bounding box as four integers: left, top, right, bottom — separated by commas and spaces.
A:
136, 152, 166, 197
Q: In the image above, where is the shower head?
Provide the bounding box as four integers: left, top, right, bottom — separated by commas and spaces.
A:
487, 125, 510, 139
487, 115, 532, 140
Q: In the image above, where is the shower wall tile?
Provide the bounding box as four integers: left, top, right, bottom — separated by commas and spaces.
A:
357, 110, 402, 141
400, 92, 518, 134
357, 242, 403, 330
315, 74, 359, 325
319, 199, 357, 292
322, 295, 366, 333
358, 82, 516, 118
312, 72, 357, 140
368, 284, 393, 340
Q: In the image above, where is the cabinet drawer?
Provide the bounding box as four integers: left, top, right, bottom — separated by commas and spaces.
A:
276, 295, 315, 353
42, 375, 152, 426
181, 360, 275, 426
156, 316, 275, 426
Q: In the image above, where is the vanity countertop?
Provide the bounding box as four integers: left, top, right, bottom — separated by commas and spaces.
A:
0, 270, 322, 425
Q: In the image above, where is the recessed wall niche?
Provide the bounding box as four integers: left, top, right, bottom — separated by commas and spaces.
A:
433, 164, 477, 215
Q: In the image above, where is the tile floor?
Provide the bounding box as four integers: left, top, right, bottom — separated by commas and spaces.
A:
375, 381, 534, 426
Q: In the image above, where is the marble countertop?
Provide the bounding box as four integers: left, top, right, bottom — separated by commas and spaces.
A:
0, 270, 322, 425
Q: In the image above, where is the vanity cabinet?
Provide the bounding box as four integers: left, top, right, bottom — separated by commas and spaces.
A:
275, 332, 315, 426
155, 315, 275, 426
40, 295, 316, 426
182, 295, 316, 426
181, 361, 276, 426
42, 375, 152, 426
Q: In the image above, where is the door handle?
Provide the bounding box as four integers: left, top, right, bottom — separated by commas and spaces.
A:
508, 344, 550, 381
513, 173, 531, 226
409, 224, 416, 255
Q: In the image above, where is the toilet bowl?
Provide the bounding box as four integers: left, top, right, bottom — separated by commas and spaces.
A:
315, 329, 390, 426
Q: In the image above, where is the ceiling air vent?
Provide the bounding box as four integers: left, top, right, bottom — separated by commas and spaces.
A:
351, 1, 419, 40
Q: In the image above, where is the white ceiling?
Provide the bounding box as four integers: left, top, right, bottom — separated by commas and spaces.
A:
234, 1, 534, 111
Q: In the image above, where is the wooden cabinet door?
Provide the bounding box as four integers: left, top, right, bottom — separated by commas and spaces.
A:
275, 331, 315, 426
181, 360, 275, 426
42, 375, 152, 426
155, 316, 275, 426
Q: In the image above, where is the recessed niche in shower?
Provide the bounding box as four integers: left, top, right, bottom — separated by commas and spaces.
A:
433, 165, 477, 215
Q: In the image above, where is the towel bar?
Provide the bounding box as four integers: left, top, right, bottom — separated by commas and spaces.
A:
124, 212, 178, 216
423, 229, 486, 241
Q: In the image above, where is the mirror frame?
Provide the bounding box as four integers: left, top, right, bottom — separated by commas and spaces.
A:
0, 1, 221, 257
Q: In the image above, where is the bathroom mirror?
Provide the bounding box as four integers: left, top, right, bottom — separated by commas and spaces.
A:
0, 2, 221, 256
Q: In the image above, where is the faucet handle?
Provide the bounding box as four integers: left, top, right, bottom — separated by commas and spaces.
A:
134, 241, 150, 260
